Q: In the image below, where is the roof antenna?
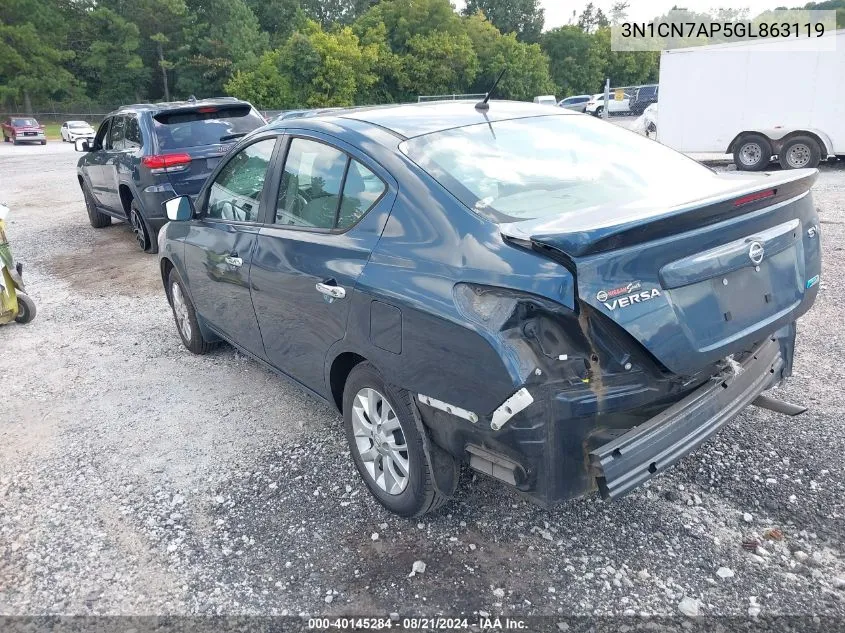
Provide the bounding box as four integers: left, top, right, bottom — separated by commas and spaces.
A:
475, 68, 506, 112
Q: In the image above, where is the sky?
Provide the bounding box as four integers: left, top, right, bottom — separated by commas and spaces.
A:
454, 1, 789, 29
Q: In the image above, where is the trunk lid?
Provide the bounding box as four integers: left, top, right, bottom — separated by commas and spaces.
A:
501, 169, 822, 376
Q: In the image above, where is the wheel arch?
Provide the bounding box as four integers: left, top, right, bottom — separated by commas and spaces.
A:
118, 184, 135, 216
727, 129, 833, 157
328, 351, 368, 412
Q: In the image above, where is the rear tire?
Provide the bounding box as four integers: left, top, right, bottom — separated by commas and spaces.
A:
734, 134, 772, 171
594, 106, 604, 118
82, 182, 111, 228
14, 292, 36, 324
130, 199, 158, 254
343, 362, 454, 517
167, 269, 216, 354
779, 136, 821, 170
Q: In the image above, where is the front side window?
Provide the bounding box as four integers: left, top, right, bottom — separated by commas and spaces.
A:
400, 114, 720, 223
108, 116, 126, 150
93, 119, 111, 150
207, 138, 276, 222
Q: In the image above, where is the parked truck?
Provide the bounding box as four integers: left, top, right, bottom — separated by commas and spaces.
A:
657, 29, 844, 171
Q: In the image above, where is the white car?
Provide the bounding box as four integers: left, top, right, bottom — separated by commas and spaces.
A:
532, 95, 557, 106
585, 93, 632, 117
60, 120, 96, 143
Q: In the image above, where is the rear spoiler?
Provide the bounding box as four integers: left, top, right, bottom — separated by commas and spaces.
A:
500, 169, 817, 259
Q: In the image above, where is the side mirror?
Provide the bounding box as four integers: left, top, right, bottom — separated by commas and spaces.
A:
74, 138, 91, 152
164, 195, 195, 221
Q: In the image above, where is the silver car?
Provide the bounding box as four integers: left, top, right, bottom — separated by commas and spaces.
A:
558, 95, 591, 112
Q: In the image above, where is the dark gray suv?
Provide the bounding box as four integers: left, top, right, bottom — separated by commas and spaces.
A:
75, 98, 265, 253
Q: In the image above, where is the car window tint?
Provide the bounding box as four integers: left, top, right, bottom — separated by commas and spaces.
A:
337, 160, 385, 230
108, 116, 126, 150
125, 117, 142, 149
94, 119, 110, 150
207, 138, 276, 222
275, 138, 348, 229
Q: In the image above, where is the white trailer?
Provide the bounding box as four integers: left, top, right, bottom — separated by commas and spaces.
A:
657, 29, 844, 170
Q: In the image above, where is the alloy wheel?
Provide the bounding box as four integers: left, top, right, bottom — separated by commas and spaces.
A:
351, 387, 409, 495
131, 207, 148, 250
171, 281, 192, 341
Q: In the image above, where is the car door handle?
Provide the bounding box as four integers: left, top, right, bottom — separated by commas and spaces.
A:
316, 282, 346, 299
225, 256, 243, 267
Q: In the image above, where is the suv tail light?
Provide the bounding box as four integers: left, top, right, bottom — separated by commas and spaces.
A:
142, 153, 192, 173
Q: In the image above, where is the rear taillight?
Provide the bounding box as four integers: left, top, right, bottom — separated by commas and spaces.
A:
733, 189, 776, 207
142, 153, 192, 173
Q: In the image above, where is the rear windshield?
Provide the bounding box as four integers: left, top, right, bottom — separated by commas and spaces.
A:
153, 105, 265, 149
12, 118, 37, 126
400, 114, 719, 223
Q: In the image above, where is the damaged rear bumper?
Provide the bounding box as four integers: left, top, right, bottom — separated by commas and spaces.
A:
588, 336, 783, 499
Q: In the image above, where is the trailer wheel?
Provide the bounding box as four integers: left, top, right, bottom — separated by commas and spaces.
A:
779, 136, 821, 170
734, 134, 772, 171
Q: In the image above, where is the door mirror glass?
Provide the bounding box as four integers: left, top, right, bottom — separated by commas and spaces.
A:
74, 139, 91, 152
164, 196, 194, 221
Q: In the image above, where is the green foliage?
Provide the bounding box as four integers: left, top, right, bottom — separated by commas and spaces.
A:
225, 20, 377, 108
177, 0, 268, 97
461, 0, 544, 43
73, 8, 150, 103
8, 0, 826, 112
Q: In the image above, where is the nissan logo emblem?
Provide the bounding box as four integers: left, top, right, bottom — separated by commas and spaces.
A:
748, 241, 765, 265
596, 290, 608, 302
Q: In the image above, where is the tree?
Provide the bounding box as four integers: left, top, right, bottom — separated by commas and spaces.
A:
461, 0, 544, 42
177, 0, 269, 97
226, 20, 377, 108
541, 25, 605, 96
464, 12, 554, 100
0, 0, 78, 110
609, 1, 629, 25
243, 0, 304, 46
97, 0, 187, 101
74, 8, 150, 104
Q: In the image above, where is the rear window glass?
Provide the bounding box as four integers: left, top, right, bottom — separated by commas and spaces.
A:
400, 114, 719, 223
153, 105, 265, 149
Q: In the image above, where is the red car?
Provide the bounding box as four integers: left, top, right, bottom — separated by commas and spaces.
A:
2, 117, 47, 145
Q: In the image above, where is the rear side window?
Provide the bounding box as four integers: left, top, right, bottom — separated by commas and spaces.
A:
125, 117, 142, 149
275, 138, 386, 230
153, 105, 265, 150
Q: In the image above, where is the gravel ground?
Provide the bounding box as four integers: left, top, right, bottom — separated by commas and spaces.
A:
1, 142, 844, 621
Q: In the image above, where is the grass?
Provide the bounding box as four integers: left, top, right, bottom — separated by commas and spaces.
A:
42, 123, 62, 141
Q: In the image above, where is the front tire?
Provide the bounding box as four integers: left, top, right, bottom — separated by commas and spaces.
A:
779, 136, 821, 170
14, 292, 36, 324
734, 134, 772, 171
167, 269, 216, 354
82, 182, 111, 228
343, 363, 453, 517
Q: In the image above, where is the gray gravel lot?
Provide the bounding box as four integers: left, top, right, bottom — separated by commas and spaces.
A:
1, 142, 844, 620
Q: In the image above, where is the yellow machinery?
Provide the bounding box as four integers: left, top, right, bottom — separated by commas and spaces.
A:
0, 203, 36, 325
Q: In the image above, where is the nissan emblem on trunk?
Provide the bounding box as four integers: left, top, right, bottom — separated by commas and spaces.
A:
748, 241, 765, 265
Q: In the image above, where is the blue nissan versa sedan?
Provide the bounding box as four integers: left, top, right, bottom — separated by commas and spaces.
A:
157, 101, 821, 517
75, 98, 265, 253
